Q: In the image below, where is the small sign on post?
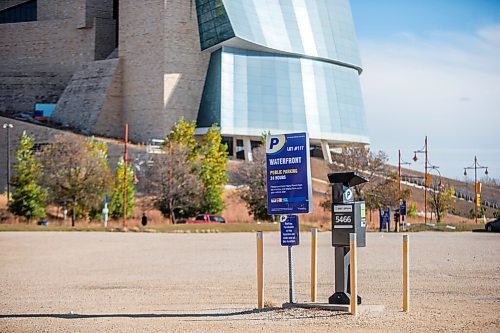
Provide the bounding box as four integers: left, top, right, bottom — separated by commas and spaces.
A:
280, 215, 300, 247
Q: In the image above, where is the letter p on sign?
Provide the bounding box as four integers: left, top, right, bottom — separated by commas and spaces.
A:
266, 135, 286, 154
270, 138, 280, 149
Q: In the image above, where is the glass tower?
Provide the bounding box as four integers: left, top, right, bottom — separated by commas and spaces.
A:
195, 0, 369, 145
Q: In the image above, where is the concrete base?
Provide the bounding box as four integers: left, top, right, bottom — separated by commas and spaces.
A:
282, 302, 385, 313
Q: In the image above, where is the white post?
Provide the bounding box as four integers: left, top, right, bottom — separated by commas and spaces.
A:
103, 203, 109, 228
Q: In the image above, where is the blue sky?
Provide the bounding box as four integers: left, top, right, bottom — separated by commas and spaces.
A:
350, 0, 500, 181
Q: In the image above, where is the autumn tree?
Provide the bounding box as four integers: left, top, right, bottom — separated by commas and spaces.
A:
363, 172, 411, 210
166, 118, 199, 161
108, 157, 135, 219
428, 186, 455, 222
234, 145, 271, 221
164, 119, 228, 215
146, 143, 202, 223
320, 146, 412, 223
9, 132, 48, 223
40, 135, 112, 225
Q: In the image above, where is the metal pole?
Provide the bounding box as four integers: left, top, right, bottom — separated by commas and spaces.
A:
403, 235, 410, 312
424, 136, 428, 224
349, 233, 358, 316
256, 231, 264, 309
474, 156, 477, 224
310, 228, 318, 302
6, 124, 11, 205
398, 149, 401, 232
288, 245, 295, 304
123, 123, 128, 228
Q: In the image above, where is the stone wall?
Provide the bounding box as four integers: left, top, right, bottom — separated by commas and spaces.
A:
94, 17, 116, 60
0, 0, 28, 11
120, 0, 209, 142
0, 71, 70, 114
0, 19, 95, 72
0, 1, 116, 114
50, 58, 121, 136
37, 0, 86, 25
94, 59, 122, 139
163, 0, 210, 135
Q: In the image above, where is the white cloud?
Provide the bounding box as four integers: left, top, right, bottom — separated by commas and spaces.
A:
358, 25, 500, 179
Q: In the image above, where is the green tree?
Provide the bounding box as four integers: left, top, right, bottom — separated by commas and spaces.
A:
407, 203, 417, 218
469, 206, 487, 219
108, 157, 135, 218
428, 186, 455, 222
41, 135, 113, 225
198, 125, 228, 214
9, 132, 48, 222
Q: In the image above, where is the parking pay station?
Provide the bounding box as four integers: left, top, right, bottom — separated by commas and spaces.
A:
328, 172, 368, 305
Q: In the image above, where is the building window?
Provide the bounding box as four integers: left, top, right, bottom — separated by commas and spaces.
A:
0, 0, 37, 24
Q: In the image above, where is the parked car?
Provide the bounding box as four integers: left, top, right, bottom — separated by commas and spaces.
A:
186, 214, 227, 224
485, 218, 500, 232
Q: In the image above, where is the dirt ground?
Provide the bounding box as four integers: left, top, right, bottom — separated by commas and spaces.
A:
0, 231, 499, 333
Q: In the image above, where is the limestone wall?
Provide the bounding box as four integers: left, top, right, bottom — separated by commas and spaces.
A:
0, 0, 29, 11
0, 71, 70, 114
37, 0, 86, 25
120, 0, 209, 142
0, 19, 95, 73
50, 58, 122, 136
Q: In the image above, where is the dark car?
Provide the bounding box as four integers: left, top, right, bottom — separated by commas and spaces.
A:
485, 218, 500, 232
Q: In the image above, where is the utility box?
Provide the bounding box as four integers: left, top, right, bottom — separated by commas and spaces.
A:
327, 171, 368, 305
332, 202, 366, 247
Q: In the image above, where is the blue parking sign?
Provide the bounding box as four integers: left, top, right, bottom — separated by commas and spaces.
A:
280, 215, 300, 246
266, 132, 312, 215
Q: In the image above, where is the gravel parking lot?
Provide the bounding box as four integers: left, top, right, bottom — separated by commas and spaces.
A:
0, 231, 499, 332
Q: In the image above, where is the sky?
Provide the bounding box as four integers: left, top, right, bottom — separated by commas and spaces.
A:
350, 0, 500, 182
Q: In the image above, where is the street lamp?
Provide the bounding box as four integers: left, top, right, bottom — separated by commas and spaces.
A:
2, 123, 13, 206
413, 136, 439, 224
463, 156, 489, 224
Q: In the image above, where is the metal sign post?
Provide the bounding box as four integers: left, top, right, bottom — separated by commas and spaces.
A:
280, 215, 299, 304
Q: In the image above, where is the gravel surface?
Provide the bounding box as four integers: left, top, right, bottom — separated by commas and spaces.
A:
0, 231, 499, 332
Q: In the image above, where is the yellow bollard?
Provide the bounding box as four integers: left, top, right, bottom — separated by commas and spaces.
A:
403, 235, 410, 312
257, 231, 264, 310
310, 228, 318, 302
350, 233, 358, 316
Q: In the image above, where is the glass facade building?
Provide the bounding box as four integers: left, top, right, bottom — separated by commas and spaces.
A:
195, 0, 368, 145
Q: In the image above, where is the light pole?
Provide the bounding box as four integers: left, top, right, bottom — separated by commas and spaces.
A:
413, 136, 439, 224
398, 149, 411, 196
463, 156, 488, 224
397, 150, 411, 231
413, 136, 428, 223
3, 123, 13, 206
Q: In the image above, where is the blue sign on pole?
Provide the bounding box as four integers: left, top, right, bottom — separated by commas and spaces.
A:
266, 132, 312, 215
400, 200, 407, 216
280, 215, 300, 246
